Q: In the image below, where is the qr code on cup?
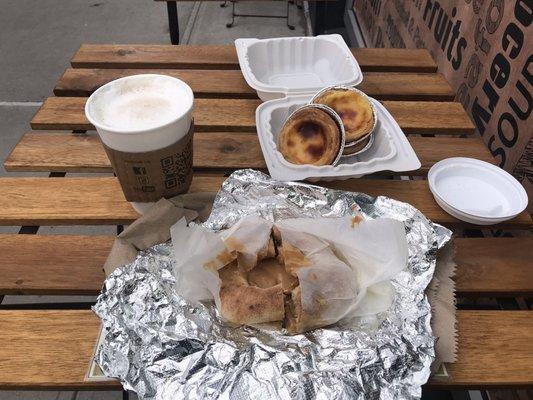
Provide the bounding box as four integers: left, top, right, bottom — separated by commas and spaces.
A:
160, 139, 193, 190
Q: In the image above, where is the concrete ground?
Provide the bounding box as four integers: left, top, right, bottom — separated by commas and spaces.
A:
0, 1, 305, 399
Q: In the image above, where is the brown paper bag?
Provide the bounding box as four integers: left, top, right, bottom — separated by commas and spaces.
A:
103, 192, 216, 276
427, 242, 457, 372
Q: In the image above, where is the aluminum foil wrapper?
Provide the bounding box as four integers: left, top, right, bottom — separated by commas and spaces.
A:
94, 169, 452, 400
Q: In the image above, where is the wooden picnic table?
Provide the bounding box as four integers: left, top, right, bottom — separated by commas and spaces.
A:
0, 44, 532, 394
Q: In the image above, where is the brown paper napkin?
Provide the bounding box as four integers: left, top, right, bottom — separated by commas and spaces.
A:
103, 193, 216, 276
102, 194, 457, 373
427, 242, 457, 372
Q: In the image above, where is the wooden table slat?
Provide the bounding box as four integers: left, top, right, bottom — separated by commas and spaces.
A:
2, 235, 531, 297
30, 97, 476, 135
1, 235, 113, 295
454, 237, 533, 297
434, 311, 533, 388
1, 310, 531, 389
4, 131, 495, 175
71, 45, 438, 73
54, 69, 455, 101
0, 177, 529, 228
0, 176, 217, 226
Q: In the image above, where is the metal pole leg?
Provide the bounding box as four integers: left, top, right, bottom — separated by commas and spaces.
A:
314, 1, 326, 35
226, 1, 235, 28
287, 0, 295, 30
166, 1, 180, 45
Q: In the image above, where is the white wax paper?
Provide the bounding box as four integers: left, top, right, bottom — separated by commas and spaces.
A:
171, 214, 408, 330
276, 216, 408, 327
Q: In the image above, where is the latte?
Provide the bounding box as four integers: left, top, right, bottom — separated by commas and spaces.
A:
87, 74, 193, 132
85, 74, 195, 212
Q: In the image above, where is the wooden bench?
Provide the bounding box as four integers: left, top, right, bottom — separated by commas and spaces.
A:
29, 97, 473, 134
54, 69, 456, 100
70, 45, 438, 72
1, 44, 531, 394
0, 177, 531, 228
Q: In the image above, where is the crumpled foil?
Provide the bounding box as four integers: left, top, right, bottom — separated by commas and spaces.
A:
94, 169, 452, 400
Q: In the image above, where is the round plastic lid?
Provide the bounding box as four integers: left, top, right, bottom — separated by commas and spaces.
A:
428, 158, 528, 219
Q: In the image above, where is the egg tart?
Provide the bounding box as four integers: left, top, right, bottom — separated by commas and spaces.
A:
278, 106, 342, 166
313, 87, 375, 143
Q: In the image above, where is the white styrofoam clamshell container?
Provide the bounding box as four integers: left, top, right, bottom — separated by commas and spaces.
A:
428, 158, 528, 224
256, 94, 421, 181
236, 35, 363, 101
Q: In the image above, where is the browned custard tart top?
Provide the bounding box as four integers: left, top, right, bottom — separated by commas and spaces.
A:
277, 107, 341, 166
313, 89, 375, 143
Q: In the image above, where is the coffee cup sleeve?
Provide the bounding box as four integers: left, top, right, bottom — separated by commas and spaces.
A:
103, 121, 194, 202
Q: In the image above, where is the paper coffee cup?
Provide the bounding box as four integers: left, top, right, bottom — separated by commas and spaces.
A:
85, 74, 194, 213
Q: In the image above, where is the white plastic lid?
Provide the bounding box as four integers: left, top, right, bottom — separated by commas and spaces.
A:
428, 158, 528, 219
236, 35, 363, 101
85, 74, 194, 152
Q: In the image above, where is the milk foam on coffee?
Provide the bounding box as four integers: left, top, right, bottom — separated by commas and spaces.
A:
89, 75, 193, 131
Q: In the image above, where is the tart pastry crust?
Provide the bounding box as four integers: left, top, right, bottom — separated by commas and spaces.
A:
342, 135, 371, 156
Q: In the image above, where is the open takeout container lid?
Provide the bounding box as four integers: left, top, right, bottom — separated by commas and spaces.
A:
428, 157, 528, 225
235, 35, 363, 101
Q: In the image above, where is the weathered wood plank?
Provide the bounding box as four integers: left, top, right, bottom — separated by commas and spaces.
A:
454, 237, 533, 297
54, 69, 455, 101
71, 45, 438, 72
0, 176, 220, 226
0, 177, 529, 228
5, 131, 264, 173
0, 310, 116, 390
0, 235, 112, 295
31, 97, 261, 132
1, 310, 531, 389
5, 132, 493, 175
30, 97, 475, 135
432, 311, 533, 388
57, 68, 255, 98
382, 101, 475, 135
2, 235, 530, 297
